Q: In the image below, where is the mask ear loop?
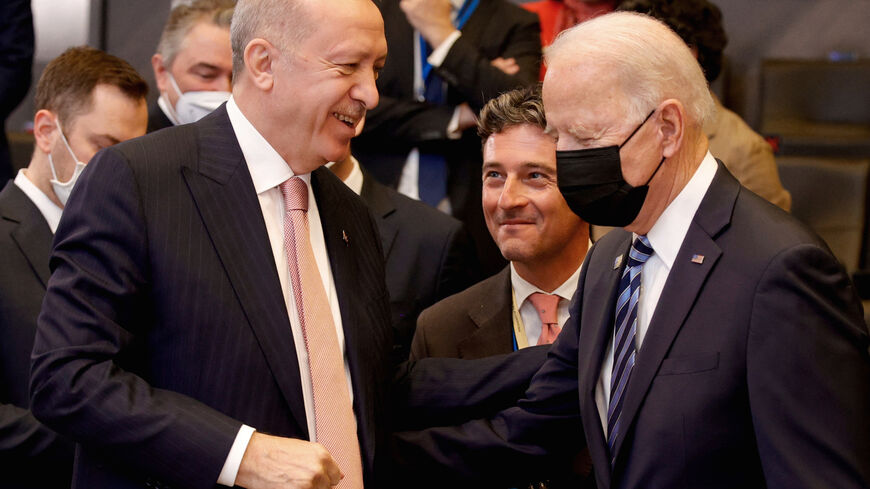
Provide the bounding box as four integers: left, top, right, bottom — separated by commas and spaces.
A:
618, 109, 657, 149
619, 109, 665, 186
49, 119, 82, 184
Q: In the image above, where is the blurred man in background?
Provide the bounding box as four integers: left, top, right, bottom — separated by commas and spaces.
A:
149, 0, 234, 132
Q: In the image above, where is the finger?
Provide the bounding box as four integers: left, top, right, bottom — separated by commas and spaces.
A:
325, 458, 343, 485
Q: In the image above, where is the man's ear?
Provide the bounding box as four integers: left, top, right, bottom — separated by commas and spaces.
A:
151, 53, 169, 93
33, 110, 59, 155
657, 99, 685, 159
243, 38, 276, 91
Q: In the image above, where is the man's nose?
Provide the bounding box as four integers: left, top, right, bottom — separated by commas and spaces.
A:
498, 175, 528, 209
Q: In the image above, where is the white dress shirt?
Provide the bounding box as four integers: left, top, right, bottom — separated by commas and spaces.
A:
594, 152, 718, 435
510, 260, 583, 346
396, 0, 465, 205
14, 169, 63, 233
218, 97, 356, 486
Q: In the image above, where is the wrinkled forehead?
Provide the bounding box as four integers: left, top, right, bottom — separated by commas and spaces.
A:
542, 61, 631, 137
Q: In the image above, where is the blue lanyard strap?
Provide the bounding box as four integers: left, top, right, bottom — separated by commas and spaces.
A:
419, 0, 480, 82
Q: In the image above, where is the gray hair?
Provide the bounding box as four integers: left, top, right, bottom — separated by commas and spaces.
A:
157, 0, 235, 68
230, 0, 312, 77
545, 11, 714, 128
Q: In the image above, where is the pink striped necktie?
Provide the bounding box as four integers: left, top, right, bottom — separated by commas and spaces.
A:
528, 292, 562, 345
279, 176, 364, 488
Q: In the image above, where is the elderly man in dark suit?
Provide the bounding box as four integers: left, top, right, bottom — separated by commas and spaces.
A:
395, 12, 870, 489
28, 1, 546, 488
0, 47, 148, 488
353, 0, 542, 277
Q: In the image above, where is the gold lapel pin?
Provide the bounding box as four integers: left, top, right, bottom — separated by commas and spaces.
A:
342, 230, 350, 246
613, 255, 623, 269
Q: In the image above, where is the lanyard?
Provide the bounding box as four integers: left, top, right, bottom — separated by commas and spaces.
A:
418, 0, 480, 82
511, 287, 529, 351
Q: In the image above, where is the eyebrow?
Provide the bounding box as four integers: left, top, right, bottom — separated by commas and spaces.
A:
92, 134, 121, 146
482, 161, 556, 172
188, 62, 225, 72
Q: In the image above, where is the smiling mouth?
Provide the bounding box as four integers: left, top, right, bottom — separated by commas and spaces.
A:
333, 112, 359, 128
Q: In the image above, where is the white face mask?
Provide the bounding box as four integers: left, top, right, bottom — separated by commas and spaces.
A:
167, 73, 230, 125
48, 120, 86, 206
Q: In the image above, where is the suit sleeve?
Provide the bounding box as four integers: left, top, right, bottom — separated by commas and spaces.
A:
361, 95, 457, 147
0, 0, 33, 118
29, 148, 241, 489
434, 15, 542, 112
0, 403, 72, 462
747, 243, 870, 488
392, 308, 585, 484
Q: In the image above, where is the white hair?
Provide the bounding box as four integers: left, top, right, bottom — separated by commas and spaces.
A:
545, 11, 714, 128
230, 0, 311, 76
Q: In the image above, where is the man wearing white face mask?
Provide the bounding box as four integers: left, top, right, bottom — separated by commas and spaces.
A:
0, 46, 147, 488
149, 0, 234, 131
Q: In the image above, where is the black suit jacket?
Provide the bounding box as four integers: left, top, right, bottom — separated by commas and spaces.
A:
395, 163, 870, 488
354, 0, 541, 277
0, 182, 73, 488
29, 106, 394, 489
411, 266, 513, 361
361, 174, 477, 359
146, 100, 174, 134
0, 0, 34, 184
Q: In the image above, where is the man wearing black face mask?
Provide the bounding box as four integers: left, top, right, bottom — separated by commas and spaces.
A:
393, 12, 870, 489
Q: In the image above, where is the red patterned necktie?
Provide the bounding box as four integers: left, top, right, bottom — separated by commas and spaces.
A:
528, 292, 562, 345
279, 176, 364, 488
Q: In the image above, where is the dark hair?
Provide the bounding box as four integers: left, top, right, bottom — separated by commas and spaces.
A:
35, 46, 148, 125
617, 0, 727, 82
478, 85, 547, 144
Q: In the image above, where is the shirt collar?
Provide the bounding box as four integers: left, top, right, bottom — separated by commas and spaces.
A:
225, 96, 309, 193
14, 169, 63, 233
510, 259, 584, 306
326, 156, 364, 196
643, 151, 718, 269
450, 0, 464, 11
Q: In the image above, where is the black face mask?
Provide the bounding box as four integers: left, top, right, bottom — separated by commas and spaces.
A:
556, 110, 665, 227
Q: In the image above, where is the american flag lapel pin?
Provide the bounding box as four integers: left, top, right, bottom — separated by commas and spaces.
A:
613, 254, 623, 269
691, 254, 704, 264
342, 230, 350, 246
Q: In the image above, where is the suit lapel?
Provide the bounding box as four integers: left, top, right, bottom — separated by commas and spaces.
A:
313, 168, 380, 470
360, 174, 398, 259
609, 163, 738, 466
577, 232, 631, 489
181, 107, 308, 436
0, 182, 52, 287
458, 267, 513, 358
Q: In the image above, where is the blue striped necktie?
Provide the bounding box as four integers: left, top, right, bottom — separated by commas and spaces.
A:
607, 235, 653, 466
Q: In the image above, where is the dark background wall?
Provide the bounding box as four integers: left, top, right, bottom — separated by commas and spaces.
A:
7, 0, 870, 134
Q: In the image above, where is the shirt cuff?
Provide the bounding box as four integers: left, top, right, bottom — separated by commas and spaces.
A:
217, 424, 256, 486
427, 30, 462, 68
446, 106, 463, 139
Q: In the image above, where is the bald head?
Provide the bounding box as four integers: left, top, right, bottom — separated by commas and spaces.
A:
545, 11, 713, 129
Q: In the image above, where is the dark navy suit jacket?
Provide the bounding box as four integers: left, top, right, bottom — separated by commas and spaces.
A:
395, 163, 870, 488
0, 182, 73, 488
29, 107, 394, 488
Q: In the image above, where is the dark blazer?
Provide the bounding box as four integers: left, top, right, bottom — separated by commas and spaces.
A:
0, 182, 73, 488
146, 100, 174, 134
361, 174, 477, 358
354, 0, 541, 277
395, 163, 870, 488
410, 266, 513, 361
0, 0, 34, 184
29, 106, 394, 489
